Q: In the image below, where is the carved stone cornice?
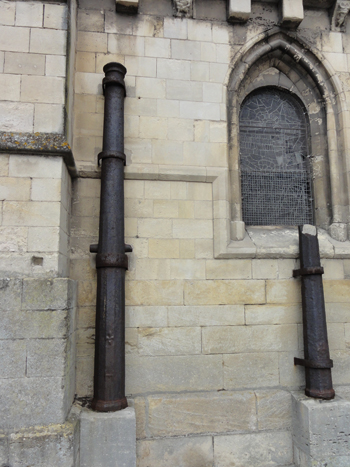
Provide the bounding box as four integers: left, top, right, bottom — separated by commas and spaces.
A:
227, 0, 251, 23
0, 132, 77, 177
173, 0, 192, 17
331, 0, 350, 30
280, 0, 304, 29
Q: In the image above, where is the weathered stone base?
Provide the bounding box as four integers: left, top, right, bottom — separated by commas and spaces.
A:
0, 278, 77, 430
0, 406, 80, 467
214, 432, 293, 466
134, 389, 294, 466
137, 431, 294, 467
80, 407, 136, 467
292, 391, 350, 467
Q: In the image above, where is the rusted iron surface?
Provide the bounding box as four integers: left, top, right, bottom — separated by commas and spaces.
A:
294, 225, 335, 400
91, 62, 128, 412
90, 243, 132, 253
293, 266, 324, 277
294, 357, 333, 369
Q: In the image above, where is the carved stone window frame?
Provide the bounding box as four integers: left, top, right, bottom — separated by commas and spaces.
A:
213, 29, 350, 259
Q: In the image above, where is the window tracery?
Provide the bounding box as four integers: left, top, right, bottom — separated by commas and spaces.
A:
239, 88, 313, 226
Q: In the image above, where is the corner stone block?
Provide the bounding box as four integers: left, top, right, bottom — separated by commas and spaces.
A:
227, 0, 251, 23
22, 278, 76, 311
8, 406, 80, 467
0, 340, 26, 378
0, 433, 8, 465
292, 392, 350, 466
0, 278, 22, 311
26, 339, 68, 378
1, 377, 71, 430
80, 407, 136, 467
280, 0, 304, 29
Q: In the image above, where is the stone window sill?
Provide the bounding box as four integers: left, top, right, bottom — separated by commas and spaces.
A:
217, 225, 350, 260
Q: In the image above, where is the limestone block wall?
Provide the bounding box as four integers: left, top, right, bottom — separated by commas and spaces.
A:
73, 0, 231, 173
0, 0, 68, 133
0, 277, 76, 431
0, 155, 71, 277
0, 0, 74, 278
0, 157, 76, 466
70, 1, 350, 465
0, 3, 79, 465
0, 408, 80, 467
71, 175, 350, 464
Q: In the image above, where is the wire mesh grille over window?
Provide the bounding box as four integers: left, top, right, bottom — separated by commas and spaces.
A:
240, 88, 314, 226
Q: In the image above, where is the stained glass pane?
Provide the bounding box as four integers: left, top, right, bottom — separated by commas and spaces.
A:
239, 88, 313, 226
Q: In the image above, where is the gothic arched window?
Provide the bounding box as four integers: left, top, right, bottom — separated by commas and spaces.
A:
239, 88, 313, 226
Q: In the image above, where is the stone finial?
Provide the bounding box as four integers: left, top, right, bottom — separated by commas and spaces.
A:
173, 0, 193, 17
280, 0, 304, 29
331, 0, 350, 30
116, 0, 139, 14
227, 0, 251, 23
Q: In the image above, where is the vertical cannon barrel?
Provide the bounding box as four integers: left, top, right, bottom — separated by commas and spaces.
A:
91, 62, 128, 412
293, 225, 335, 400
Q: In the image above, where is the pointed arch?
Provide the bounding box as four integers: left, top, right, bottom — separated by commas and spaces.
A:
227, 30, 349, 241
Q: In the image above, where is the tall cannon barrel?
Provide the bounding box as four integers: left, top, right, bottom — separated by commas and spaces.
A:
91, 62, 129, 412
294, 225, 334, 400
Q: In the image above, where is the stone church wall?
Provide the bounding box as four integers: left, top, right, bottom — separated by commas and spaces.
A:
0, 1, 71, 277
0, 1, 68, 134
1, 0, 350, 465
73, 175, 350, 465
0, 2, 79, 465
71, 1, 350, 464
